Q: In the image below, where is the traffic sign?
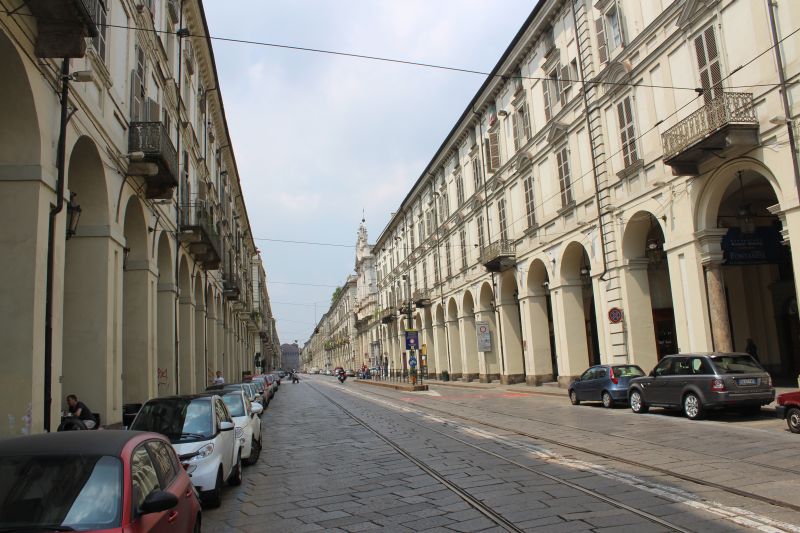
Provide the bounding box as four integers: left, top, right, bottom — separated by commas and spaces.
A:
608, 307, 624, 324
476, 321, 492, 352
405, 330, 419, 350
409, 355, 417, 368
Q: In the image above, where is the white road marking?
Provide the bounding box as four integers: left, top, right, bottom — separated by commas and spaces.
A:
331, 383, 800, 533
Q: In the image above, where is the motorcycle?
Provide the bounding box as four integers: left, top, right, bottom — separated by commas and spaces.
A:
337, 372, 346, 383
292, 373, 299, 384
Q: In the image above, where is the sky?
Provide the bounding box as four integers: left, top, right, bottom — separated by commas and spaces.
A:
204, 1, 538, 347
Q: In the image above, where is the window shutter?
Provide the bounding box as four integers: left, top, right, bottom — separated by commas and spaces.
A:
145, 97, 160, 122
542, 80, 552, 121
695, 25, 723, 103
512, 111, 521, 151
521, 103, 532, 140
488, 129, 501, 172
595, 18, 608, 64
560, 64, 571, 105
130, 69, 143, 121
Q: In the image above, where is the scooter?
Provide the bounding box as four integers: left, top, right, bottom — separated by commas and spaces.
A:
337, 373, 346, 383
292, 373, 299, 384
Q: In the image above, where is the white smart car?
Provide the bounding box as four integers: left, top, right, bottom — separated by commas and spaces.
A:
130, 394, 243, 507
221, 389, 263, 465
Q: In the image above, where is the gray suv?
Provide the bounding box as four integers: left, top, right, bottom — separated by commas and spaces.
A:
628, 353, 774, 420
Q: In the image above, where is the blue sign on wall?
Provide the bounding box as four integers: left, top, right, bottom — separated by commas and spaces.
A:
721, 226, 785, 266
405, 330, 419, 350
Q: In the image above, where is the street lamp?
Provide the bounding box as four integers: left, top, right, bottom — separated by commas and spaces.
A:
66, 192, 82, 239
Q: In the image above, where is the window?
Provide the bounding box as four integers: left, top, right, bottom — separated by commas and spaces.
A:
498, 199, 508, 241
409, 225, 415, 249
523, 174, 536, 228
130, 46, 146, 121
422, 261, 428, 289
472, 157, 482, 192
606, 7, 623, 50
91, 1, 107, 61
426, 211, 433, 236
418, 220, 425, 243
694, 25, 723, 103
434, 253, 440, 284
486, 129, 501, 173
477, 215, 486, 251
445, 238, 452, 278
131, 446, 160, 513
595, 7, 625, 62
542, 69, 558, 121
556, 146, 573, 206
617, 96, 638, 168
455, 174, 465, 206
512, 102, 532, 151
439, 192, 449, 222
459, 229, 467, 269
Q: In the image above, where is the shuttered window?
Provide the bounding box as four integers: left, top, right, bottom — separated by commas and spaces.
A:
472, 157, 482, 192
477, 215, 486, 252
512, 101, 532, 151
595, 18, 608, 63
498, 199, 508, 241
556, 146, 574, 207
456, 174, 465, 206
130, 46, 146, 121
409, 225, 415, 249
486, 129, 501, 172
422, 261, 428, 289
91, 2, 107, 61
418, 220, 425, 243
523, 174, 536, 228
617, 96, 638, 168
459, 229, 467, 269
694, 25, 723, 103
445, 237, 452, 278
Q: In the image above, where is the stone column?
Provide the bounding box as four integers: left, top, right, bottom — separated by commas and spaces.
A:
156, 281, 177, 396
705, 261, 733, 352
194, 301, 206, 391
497, 302, 525, 385
622, 258, 659, 370
458, 314, 479, 382
551, 282, 589, 386
519, 294, 553, 385
178, 296, 195, 394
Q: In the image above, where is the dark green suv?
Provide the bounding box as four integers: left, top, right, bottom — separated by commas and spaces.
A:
628, 353, 774, 420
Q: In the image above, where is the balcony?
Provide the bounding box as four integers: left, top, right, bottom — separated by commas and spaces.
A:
28, 0, 102, 58
223, 272, 241, 301
480, 240, 516, 273
380, 307, 397, 324
128, 122, 179, 199
661, 92, 759, 175
413, 289, 432, 307
178, 202, 222, 270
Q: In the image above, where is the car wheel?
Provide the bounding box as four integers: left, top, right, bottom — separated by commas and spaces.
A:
569, 390, 580, 405
683, 392, 704, 420
202, 469, 222, 508
229, 452, 243, 486
602, 391, 614, 409
244, 437, 260, 466
630, 390, 649, 414
787, 407, 800, 434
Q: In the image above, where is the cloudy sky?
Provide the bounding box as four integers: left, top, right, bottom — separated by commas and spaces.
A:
204, 1, 537, 347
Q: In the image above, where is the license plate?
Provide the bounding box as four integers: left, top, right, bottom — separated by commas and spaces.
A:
737, 378, 758, 386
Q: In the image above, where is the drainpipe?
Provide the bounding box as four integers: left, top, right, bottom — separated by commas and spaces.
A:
474, 109, 505, 377
768, 0, 800, 197
44, 58, 71, 432
571, 0, 609, 282
174, 1, 186, 393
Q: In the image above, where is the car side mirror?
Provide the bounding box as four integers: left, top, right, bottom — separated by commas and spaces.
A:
251, 402, 263, 415
219, 420, 235, 432
140, 490, 178, 514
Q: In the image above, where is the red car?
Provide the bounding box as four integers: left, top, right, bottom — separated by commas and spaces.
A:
776, 390, 800, 433
0, 430, 201, 532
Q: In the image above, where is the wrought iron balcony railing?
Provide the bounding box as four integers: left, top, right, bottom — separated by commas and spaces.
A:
480, 239, 517, 273
128, 122, 179, 198
223, 271, 241, 301
380, 307, 397, 324
413, 289, 432, 307
28, 0, 103, 58
178, 202, 222, 270
661, 92, 759, 174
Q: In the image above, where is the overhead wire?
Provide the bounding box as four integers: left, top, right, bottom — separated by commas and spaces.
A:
0, 7, 790, 93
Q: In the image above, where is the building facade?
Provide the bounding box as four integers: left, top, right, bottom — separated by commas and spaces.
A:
305, 220, 378, 372
281, 343, 300, 371
0, 0, 276, 436
365, 0, 800, 386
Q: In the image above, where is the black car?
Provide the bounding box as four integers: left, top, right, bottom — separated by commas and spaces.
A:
628, 353, 775, 420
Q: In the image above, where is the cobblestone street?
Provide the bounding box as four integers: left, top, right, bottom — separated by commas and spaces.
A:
204, 377, 800, 532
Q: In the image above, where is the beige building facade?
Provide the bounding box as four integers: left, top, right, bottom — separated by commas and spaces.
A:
0, 0, 275, 436
364, 0, 800, 386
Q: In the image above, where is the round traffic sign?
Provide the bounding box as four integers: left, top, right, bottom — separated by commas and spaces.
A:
608, 307, 624, 324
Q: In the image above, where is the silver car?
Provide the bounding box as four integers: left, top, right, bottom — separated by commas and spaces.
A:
628, 353, 774, 420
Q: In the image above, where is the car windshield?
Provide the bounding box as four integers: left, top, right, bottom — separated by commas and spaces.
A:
711, 355, 764, 374
222, 394, 246, 417
612, 365, 645, 377
0, 455, 121, 531
130, 398, 214, 442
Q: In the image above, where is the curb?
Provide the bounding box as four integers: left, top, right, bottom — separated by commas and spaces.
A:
426, 380, 567, 398
355, 380, 429, 392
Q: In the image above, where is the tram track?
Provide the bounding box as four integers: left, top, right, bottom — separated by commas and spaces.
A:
310, 382, 698, 533
355, 383, 800, 516
324, 380, 800, 532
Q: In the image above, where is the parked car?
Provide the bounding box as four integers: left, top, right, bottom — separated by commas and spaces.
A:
776, 390, 800, 433
345, 369, 356, 377
0, 430, 202, 532
628, 353, 775, 420
220, 383, 258, 404
129, 394, 243, 507
569, 364, 645, 407
221, 390, 263, 465
310, 367, 320, 374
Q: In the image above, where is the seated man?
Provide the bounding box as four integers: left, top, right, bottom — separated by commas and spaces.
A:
66, 394, 96, 429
